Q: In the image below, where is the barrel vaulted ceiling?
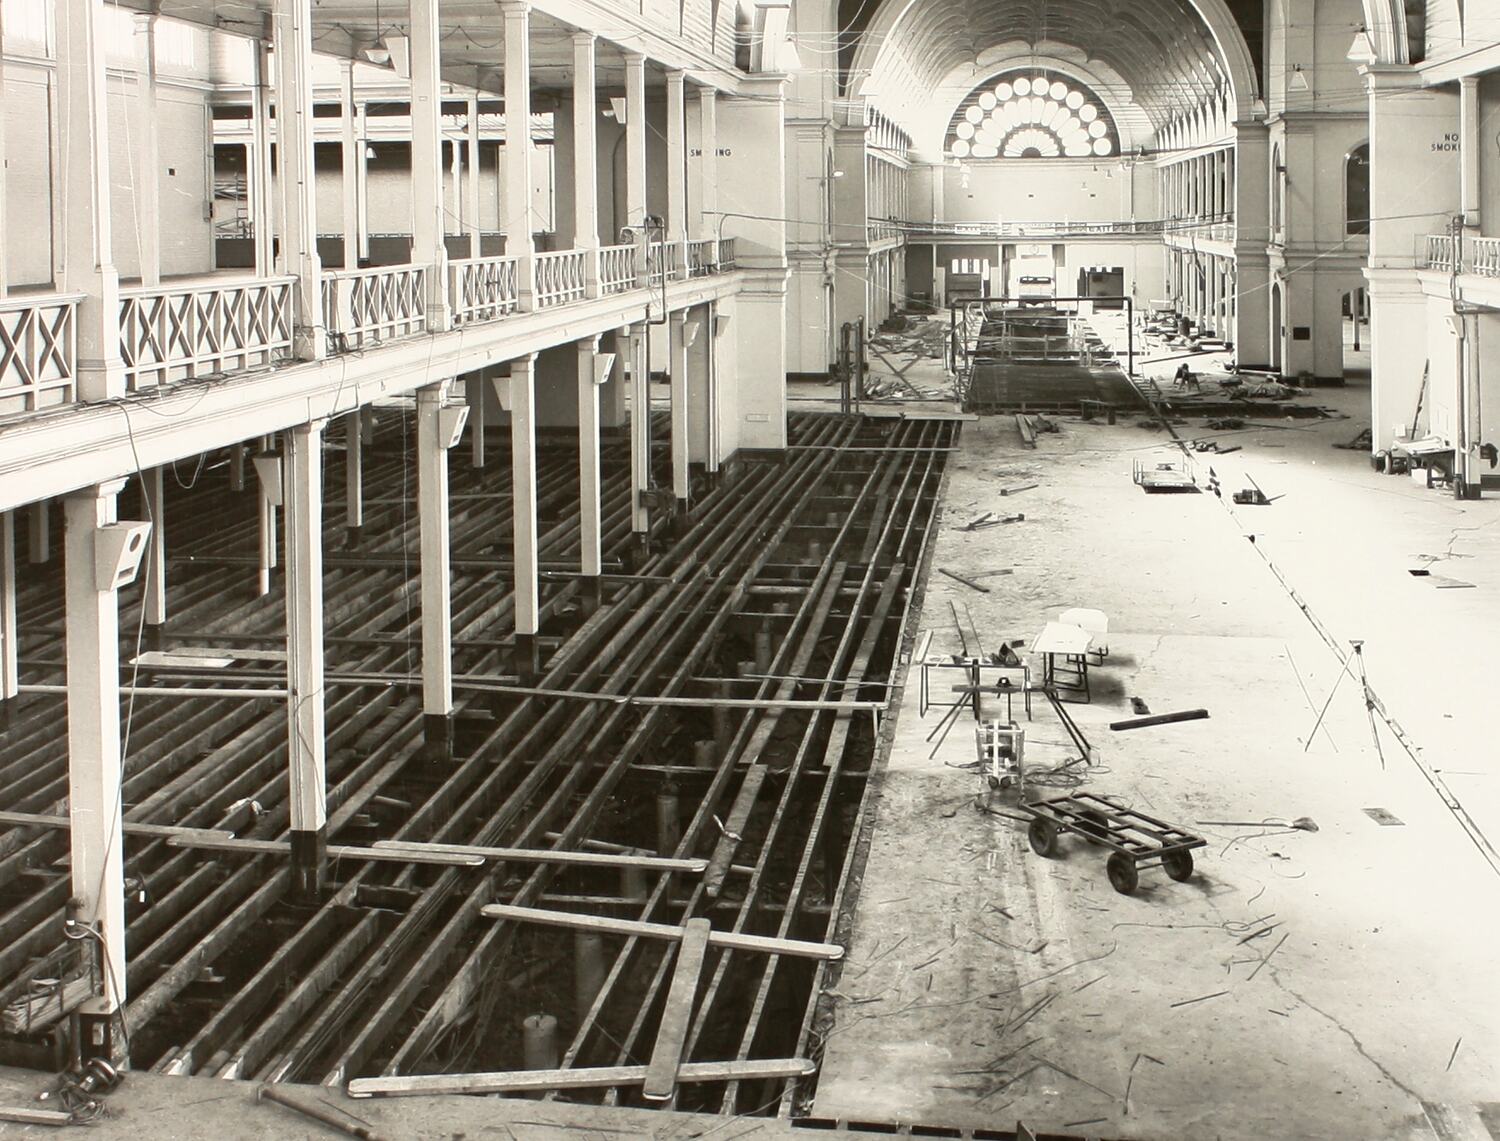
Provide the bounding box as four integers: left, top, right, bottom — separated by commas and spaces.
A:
839, 0, 1265, 157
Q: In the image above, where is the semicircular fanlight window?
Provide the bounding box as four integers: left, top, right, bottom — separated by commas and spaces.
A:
946, 71, 1120, 160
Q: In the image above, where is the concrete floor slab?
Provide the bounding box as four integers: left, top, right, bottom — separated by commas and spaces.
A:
813, 392, 1500, 1139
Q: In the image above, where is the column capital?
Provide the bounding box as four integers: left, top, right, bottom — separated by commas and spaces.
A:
571, 30, 596, 46
500, 0, 530, 16
670, 309, 687, 327
509, 351, 539, 371
665, 68, 686, 86
578, 334, 602, 353
622, 50, 646, 67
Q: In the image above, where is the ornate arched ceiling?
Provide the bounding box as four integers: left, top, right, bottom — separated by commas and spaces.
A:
840, 0, 1265, 154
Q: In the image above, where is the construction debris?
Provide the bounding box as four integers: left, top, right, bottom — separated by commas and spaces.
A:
1109, 709, 1210, 731
938, 567, 991, 593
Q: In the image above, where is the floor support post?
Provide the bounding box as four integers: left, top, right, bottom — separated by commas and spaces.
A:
63, 481, 131, 1065
418, 383, 461, 752
578, 336, 604, 612
284, 422, 327, 903
510, 355, 540, 681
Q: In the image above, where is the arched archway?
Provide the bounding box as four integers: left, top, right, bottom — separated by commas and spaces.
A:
1345, 142, 1370, 235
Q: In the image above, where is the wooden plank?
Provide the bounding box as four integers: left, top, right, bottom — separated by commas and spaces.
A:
164, 835, 485, 866
642, 918, 711, 1101
370, 839, 707, 874
348, 1057, 816, 1098
0, 811, 232, 841
0, 1105, 73, 1125
479, 903, 843, 961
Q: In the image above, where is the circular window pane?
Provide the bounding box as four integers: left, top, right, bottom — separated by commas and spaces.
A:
996, 81, 1013, 100
1049, 80, 1067, 100
1093, 138, 1113, 156
1065, 90, 1084, 109
965, 105, 984, 124
952, 139, 971, 157
1088, 119, 1106, 138
1079, 104, 1097, 123
956, 121, 975, 139
1013, 76, 1032, 95
978, 91, 997, 110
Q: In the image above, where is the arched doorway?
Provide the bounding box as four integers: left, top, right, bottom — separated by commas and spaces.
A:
1270, 282, 1283, 373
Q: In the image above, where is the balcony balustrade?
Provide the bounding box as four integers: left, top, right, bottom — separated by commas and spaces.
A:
599, 244, 637, 295
0, 292, 81, 417
118, 275, 295, 392
449, 256, 520, 325
534, 250, 589, 308
323, 264, 428, 349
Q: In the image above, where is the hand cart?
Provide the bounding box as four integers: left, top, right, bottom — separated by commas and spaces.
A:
1021, 792, 1205, 895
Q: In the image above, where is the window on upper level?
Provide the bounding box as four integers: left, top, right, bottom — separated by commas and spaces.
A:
944, 72, 1120, 161
1270, 143, 1284, 234
1345, 143, 1370, 236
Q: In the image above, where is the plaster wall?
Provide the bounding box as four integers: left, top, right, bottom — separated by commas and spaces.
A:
941, 160, 1153, 224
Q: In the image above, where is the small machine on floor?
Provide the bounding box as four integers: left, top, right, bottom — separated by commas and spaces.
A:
1021, 792, 1205, 895
976, 720, 1025, 794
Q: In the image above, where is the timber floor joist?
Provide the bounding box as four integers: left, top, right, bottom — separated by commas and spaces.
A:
0, 411, 953, 1119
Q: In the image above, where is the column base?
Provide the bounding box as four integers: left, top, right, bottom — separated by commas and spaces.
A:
345, 525, 364, 551
1455, 478, 1483, 501
76, 1006, 124, 1068
580, 576, 602, 615
672, 499, 691, 536
423, 713, 453, 759
289, 827, 328, 905
145, 624, 165, 652
514, 634, 540, 685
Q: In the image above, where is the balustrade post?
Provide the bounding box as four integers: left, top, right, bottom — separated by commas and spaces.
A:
54, 0, 126, 400
503, 2, 536, 311
666, 70, 688, 281
272, 0, 326, 360
411, 0, 452, 331
573, 33, 601, 298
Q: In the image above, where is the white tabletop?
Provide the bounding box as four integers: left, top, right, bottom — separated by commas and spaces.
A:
1031, 621, 1093, 655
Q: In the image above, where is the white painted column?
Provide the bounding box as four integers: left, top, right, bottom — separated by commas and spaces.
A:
418, 383, 461, 747
54, 0, 126, 400
467, 95, 483, 257
133, 14, 161, 287
629, 323, 650, 535
345, 409, 364, 541
449, 139, 463, 249
340, 60, 360, 270
466, 372, 487, 467
572, 33, 600, 296
64, 482, 131, 1062
697, 87, 717, 240
283, 421, 327, 902
1461, 76, 1480, 230
142, 467, 166, 629
666, 70, 687, 277
0, 19, 8, 298
356, 104, 371, 261
272, 0, 326, 360
624, 51, 647, 246
669, 310, 690, 504
0, 514, 16, 703
509, 354, 540, 678
410, 0, 452, 330
251, 45, 275, 278
577, 337, 604, 606
503, 1, 535, 310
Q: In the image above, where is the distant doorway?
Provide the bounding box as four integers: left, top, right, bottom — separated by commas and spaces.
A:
1077, 266, 1125, 308
1342, 288, 1370, 383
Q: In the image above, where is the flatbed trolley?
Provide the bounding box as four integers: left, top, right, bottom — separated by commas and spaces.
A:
1021, 792, 1206, 895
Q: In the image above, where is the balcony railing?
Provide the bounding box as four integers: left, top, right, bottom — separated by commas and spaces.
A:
0, 291, 80, 417
1472, 237, 1500, 278
687, 239, 718, 278
1425, 234, 1459, 271
717, 238, 737, 270
647, 241, 684, 287
118, 275, 295, 392
449, 256, 520, 325
599, 244, 637, 294
534, 250, 588, 308
323, 264, 427, 348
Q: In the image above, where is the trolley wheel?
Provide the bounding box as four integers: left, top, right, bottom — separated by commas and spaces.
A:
1162, 849, 1195, 882
1106, 853, 1140, 895
1028, 818, 1058, 857
1076, 809, 1110, 846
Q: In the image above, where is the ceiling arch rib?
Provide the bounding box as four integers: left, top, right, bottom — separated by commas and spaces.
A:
851, 0, 1258, 151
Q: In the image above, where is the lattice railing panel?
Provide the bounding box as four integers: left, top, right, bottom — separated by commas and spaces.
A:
0, 293, 80, 417
449, 257, 520, 324
324, 265, 427, 349
534, 250, 588, 308
118, 276, 294, 392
